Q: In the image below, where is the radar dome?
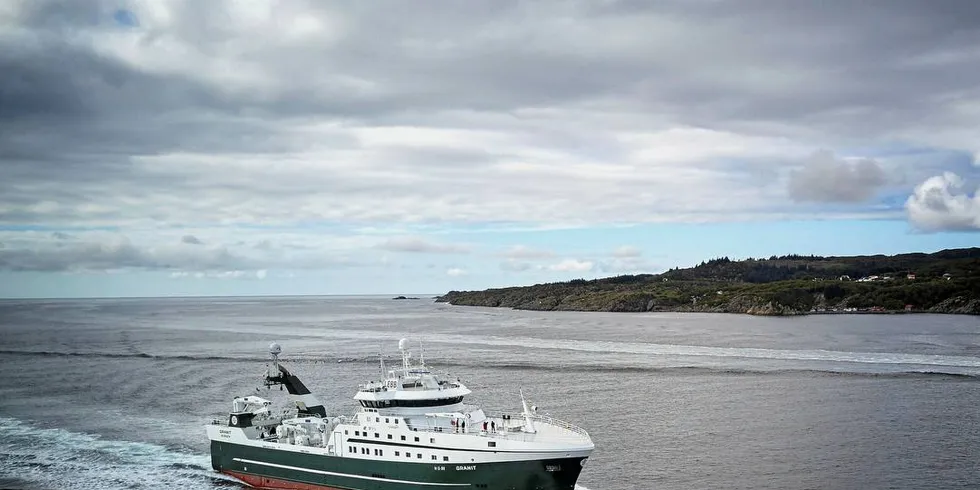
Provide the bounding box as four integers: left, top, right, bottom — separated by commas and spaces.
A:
269, 342, 282, 356
398, 338, 409, 351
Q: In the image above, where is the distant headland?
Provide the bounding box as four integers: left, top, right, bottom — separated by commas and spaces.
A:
436, 248, 980, 316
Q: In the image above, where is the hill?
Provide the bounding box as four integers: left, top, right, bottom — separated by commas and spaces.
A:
435, 248, 980, 315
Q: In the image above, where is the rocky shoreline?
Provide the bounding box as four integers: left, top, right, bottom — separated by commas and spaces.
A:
435, 290, 980, 316
436, 248, 980, 316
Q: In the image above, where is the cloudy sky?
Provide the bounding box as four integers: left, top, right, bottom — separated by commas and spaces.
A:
2, 0, 980, 298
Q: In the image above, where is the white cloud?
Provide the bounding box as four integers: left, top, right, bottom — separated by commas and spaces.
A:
446, 267, 467, 277
905, 172, 980, 231
499, 245, 555, 259
500, 259, 533, 272
612, 245, 642, 258
547, 259, 594, 272
597, 258, 659, 275
169, 270, 260, 279
256, 269, 267, 279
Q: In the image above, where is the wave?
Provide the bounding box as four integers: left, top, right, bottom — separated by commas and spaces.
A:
438, 361, 980, 379
0, 416, 598, 490
2, 348, 978, 379
158, 325, 980, 371
0, 349, 356, 364
0, 417, 233, 490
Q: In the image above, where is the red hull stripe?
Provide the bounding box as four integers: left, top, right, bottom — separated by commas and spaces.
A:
223, 470, 347, 490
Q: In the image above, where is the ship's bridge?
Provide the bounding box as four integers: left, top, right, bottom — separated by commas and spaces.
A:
353, 339, 471, 409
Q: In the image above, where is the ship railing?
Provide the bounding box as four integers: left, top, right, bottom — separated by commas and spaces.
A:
398, 413, 590, 440
527, 414, 591, 439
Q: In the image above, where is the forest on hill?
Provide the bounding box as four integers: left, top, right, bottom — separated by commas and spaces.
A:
436, 248, 980, 315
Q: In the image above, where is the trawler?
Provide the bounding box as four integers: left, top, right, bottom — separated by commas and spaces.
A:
207, 340, 594, 490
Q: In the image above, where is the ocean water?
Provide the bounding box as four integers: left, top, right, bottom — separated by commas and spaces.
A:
0, 296, 978, 490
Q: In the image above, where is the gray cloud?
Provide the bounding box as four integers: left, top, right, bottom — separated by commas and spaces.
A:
0, 230, 368, 272
181, 235, 203, 245
0, 236, 251, 272
500, 259, 533, 272
2, 0, 980, 274
611, 246, 642, 259
375, 237, 470, 254
787, 151, 888, 203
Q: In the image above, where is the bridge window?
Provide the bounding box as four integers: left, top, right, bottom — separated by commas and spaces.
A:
432, 455, 437, 460
488, 442, 496, 448
361, 397, 464, 408
443, 456, 449, 462
395, 451, 400, 456
387, 434, 392, 439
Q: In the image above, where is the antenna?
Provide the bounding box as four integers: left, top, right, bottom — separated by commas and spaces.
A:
379, 342, 386, 375
419, 338, 425, 367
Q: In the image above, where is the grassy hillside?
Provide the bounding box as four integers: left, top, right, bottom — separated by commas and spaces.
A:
436, 248, 980, 315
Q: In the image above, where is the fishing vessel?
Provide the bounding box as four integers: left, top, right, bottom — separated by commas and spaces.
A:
207, 340, 594, 489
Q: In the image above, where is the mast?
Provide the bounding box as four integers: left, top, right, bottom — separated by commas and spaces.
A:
399, 338, 410, 374
520, 388, 537, 433
264, 342, 327, 417
270, 342, 281, 373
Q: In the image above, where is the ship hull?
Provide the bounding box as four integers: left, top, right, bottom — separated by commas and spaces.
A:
211, 440, 587, 490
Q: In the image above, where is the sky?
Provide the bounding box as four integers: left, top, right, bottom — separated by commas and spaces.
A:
1, 1, 980, 298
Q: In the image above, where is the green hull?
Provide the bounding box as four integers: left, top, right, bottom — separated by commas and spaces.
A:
211, 440, 586, 490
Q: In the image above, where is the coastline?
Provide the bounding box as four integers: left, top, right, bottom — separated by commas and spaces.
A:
435, 290, 980, 316
436, 248, 980, 316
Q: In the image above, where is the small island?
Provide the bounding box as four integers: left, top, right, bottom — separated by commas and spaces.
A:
436, 248, 980, 316
392, 295, 421, 300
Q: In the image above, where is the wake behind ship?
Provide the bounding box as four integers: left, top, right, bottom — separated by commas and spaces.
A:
207, 340, 594, 489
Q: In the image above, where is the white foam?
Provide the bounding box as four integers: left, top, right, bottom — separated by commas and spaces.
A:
177, 322, 980, 370
0, 417, 224, 489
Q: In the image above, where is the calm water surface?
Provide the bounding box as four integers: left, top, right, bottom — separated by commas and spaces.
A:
0, 296, 978, 489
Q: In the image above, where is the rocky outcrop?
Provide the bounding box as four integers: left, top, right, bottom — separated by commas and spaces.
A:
929, 297, 980, 315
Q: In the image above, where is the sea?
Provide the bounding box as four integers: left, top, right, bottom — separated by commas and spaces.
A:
0, 296, 978, 490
